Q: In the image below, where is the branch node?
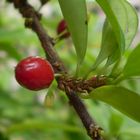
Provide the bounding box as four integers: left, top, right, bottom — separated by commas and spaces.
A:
89, 124, 103, 140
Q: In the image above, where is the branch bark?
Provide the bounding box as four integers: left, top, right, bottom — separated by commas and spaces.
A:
9, 0, 104, 139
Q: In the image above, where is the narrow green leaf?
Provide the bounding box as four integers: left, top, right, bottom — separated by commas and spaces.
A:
44, 80, 57, 107
58, 0, 88, 64
96, 0, 125, 53
109, 112, 124, 135
123, 44, 140, 77
94, 19, 118, 68
121, 128, 140, 137
106, 0, 138, 49
90, 85, 140, 122
95, 0, 138, 67
106, 49, 120, 67
120, 0, 138, 48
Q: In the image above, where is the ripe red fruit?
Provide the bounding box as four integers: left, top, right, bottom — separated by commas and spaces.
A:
57, 19, 70, 39
15, 56, 54, 91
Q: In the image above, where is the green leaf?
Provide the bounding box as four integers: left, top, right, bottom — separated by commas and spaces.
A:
58, 0, 88, 64
105, 0, 138, 49
94, 19, 118, 68
44, 80, 57, 107
95, 0, 138, 67
109, 112, 124, 135
106, 48, 120, 67
121, 128, 140, 137
120, 0, 138, 48
90, 85, 140, 122
123, 44, 140, 77
96, 0, 125, 53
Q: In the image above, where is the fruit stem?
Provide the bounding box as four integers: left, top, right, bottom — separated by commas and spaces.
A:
54, 29, 68, 42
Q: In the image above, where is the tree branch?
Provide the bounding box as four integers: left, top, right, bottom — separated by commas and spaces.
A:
9, 0, 104, 139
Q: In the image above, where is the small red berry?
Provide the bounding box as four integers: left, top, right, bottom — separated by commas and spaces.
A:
57, 19, 70, 39
15, 56, 54, 91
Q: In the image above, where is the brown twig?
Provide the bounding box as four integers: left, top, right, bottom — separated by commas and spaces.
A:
9, 0, 104, 139
58, 75, 106, 93
65, 87, 103, 140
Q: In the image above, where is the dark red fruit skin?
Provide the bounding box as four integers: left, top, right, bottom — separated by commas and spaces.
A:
57, 19, 70, 39
15, 56, 54, 91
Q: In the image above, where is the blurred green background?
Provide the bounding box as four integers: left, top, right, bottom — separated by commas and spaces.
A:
0, 0, 140, 140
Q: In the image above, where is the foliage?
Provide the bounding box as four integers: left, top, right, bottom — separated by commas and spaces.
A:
0, 0, 140, 139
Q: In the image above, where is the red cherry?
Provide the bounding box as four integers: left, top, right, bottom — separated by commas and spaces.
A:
57, 19, 70, 39
15, 56, 54, 91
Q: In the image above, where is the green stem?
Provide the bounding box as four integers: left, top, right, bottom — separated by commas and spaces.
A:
75, 63, 80, 78
83, 65, 97, 80
109, 57, 121, 77
54, 29, 68, 42
83, 68, 92, 80
112, 73, 125, 84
